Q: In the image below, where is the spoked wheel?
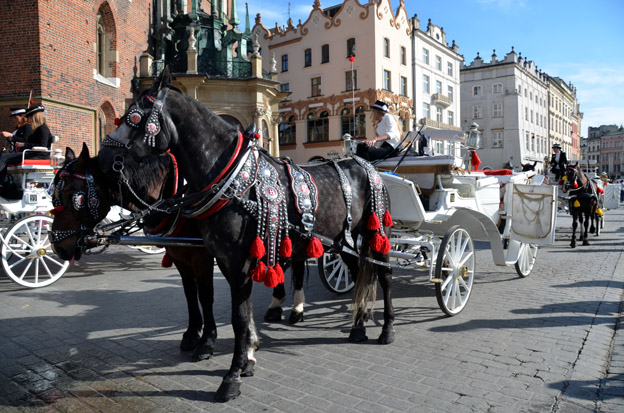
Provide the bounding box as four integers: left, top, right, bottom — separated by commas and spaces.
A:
128, 245, 166, 254
318, 252, 355, 294
1, 215, 70, 288
434, 226, 475, 316
514, 243, 538, 277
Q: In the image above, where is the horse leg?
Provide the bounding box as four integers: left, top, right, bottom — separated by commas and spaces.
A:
343, 252, 370, 343
570, 212, 577, 248
241, 315, 259, 377
372, 252, 395, 345
215, 273, 254, 402
192, 253, 217, 362
581, 211, 590, 246
176, 261, 203, 352
288, 260, 305, 324
264, 283, 285, 322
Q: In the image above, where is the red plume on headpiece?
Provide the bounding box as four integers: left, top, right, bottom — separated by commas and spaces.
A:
114, 117, 122, 126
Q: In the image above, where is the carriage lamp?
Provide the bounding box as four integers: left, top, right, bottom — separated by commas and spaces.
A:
342, 133, 354, 155
466, 122, 482, 150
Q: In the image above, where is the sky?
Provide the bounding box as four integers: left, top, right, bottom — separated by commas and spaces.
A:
243, 0, 624, 136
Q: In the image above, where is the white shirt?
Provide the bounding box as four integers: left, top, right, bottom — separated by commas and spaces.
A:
376, 113, 400, 148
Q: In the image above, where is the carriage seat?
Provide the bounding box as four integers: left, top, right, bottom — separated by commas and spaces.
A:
7, 136, 60, 172
375, 155, 458, 195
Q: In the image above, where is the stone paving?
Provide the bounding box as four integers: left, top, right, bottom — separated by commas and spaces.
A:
0, 207, 623, 412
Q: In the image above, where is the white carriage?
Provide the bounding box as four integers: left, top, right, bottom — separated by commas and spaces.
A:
0, 146, 70, 287
319, 130, 557, 316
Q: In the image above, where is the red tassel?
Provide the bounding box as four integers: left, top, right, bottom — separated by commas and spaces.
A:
369, 232, 384, 252
250, 236, 266, 259
280, 236, 292, 258
597, 187, 604, 194
264, 266, 279, 288
573, 182, 579, 189
161, 252, 173, 268
380, 235, 391, 254
367, 212, 380, 230
274, 263, 285, 284
306, 237, 324, 258
49, 206, 65, 215
382, 210, 393, 227
250, 261, 266, 283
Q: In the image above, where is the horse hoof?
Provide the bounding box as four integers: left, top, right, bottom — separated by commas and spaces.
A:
241, 360, 256, 377
180, 332, 200, 352
264, 307, 282, 323
215, 378, 242, 403
583, 241, 590, 246
191, 345, 214, 362
348, 327, 368, 343
377, 328, 395, 345
288, 311, 304, 324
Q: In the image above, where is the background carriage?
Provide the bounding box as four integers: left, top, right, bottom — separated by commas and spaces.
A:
0, 145, 70, 287
319, 130, 557, 315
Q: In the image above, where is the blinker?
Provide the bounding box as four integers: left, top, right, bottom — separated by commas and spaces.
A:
73, 191, 86, 211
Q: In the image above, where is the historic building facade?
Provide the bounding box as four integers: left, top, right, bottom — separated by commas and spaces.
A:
548, 76, 580, 160
584, 125, 624, 179
251, 0, 462, 162
460, 48, 550, 172
0, 0, 284, 156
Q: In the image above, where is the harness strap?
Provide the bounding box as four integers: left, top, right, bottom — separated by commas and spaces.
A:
331, 159, 355, 249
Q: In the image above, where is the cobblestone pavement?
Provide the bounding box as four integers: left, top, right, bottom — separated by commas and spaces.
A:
0, 207, 623, 412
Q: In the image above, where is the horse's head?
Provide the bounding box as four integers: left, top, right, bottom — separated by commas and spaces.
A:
562, 164, 580, 194
105, 67, 176, 157
50, 144, 112, 261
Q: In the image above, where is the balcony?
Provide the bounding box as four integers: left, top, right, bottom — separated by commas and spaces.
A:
432, 93, 452, 108
419, 118, 461, 130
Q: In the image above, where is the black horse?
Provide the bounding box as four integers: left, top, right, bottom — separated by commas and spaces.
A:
50, 145, 218, 361
57, 68, 394, 402
561, 164, 599, 248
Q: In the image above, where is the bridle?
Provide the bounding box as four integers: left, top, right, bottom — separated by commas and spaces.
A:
50, 160, 102, 244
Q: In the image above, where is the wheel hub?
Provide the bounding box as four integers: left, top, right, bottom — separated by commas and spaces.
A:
37, 248, 47, 257
459, 266, 469, 277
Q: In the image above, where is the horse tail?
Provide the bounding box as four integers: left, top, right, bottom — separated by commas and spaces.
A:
352, 258, 377, 324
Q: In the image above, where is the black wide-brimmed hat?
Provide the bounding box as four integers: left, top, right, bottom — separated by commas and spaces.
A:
552, 143, 561, 149
371, 100, 389, 113
24, 105, 45, 117
9, 107, 26, 117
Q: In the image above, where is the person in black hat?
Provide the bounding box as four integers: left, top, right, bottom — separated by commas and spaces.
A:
1, 107, 33, 152
355, 100, 402, 161
550, 143, 567, 180
0, 105, 53, 190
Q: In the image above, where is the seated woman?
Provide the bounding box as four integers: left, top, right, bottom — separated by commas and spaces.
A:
1, 107, 32, 152
356, 100, 401, 161
0, 105, 53, 187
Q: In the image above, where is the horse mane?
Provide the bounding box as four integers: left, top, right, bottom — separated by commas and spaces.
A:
575, 165, 589, 187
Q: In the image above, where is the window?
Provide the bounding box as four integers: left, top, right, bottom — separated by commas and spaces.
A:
345, 70, 357, 91
423, 48, 429, 64
492, 130, 503, 148
321, 44, 329, 64
311, 77, 321, 96
400, 46, 406, 65
436, 80, 442, 95
436, 107, 443, 122
525, 107, 528, 121
447, 110, 454, 126
493, 83, 502, 94
340, 106, 366, 138
280, 83, 290, 93
281, 54, 288, 72
383, 38, 390, 58
347, 37, 356, 57
423, 75, 430, 93
383, 70, 391, 91
96, 4, 117, 82
473, 105, 482, 119
435, 56, 442, 71
448, 86, 454, 102
400, 76, 407, 96
279, 115, 296, 145
304, 48, 312, 67
447, 62, 453, 76
423, 103, 430, 119
493, 103, 503, 117
307, 111, 329, 142
473, 85, 482, 96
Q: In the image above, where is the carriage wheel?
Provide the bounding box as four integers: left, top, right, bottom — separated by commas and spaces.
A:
1, 215, 70, 288
514, 243, 538, 278
128, 245, 166, 255
434, 226, 475, 316
318, 252, 355, 294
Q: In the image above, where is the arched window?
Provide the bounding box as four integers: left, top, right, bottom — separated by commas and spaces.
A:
98, 101, 116, 143
95, 3, 118, 85
279, 115, 296, 145
354, 106, 366, 139
307, 111, 329, 142
219, 114, 243, 131
262, 120, 270, 150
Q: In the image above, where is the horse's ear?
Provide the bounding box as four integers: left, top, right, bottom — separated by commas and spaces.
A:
65, 147, 76, 161
150, 66, 171, 95
78, 142, 90, 161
